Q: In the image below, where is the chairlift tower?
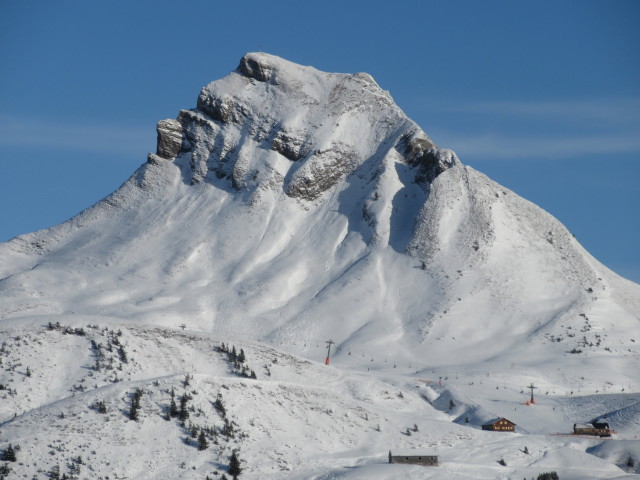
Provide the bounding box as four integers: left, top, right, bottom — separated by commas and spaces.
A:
527, 383, 537, 404
325, 340, 334, 365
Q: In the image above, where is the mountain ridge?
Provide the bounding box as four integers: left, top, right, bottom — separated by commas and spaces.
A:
1, 52, 639, 480
1, 52, 638, 370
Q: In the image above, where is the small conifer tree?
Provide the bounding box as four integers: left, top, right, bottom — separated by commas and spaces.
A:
537, 472, 559, 480
96, 400, 107, 414
179, 393, 191, 421
198, 430, 208, 450
0, 462, 12, 478
118, 344, 128, 363
1, 444, 16, 462
214, 393, 226, 417
169, 388, 178, 417
228, 451, 242, 479
129, 388, 143, 421
48, 464, 60, 480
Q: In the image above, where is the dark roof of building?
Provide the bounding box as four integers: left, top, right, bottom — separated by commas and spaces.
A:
390, 452, 437, 456
483, 417, 515, 426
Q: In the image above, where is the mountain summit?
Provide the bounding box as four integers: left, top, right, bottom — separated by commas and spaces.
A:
157, 52, 451, 198
1, 53, 639, 480
1, 53, 638, 372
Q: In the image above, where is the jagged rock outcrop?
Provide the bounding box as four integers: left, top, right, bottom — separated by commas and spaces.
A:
156, 119, 183, 159
175, 52, 447, 199
412, 148, 460, 185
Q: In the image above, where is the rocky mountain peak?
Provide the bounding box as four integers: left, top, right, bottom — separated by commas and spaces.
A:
0, 54, 638, 416
152, 53, 445, 200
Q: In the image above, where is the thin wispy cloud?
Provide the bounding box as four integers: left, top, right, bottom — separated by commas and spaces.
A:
410, 96, 640, 160
431, 98, 640, 126
432, 129, 640, 160
0, 114, 153, 157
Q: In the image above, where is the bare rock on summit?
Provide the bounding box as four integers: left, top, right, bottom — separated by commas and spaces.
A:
412, 148, 460, 185
238, 53, 274, 82
156, 119, 183, 159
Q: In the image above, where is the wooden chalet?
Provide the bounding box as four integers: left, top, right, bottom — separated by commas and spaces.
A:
573, 421, 612, 437
389, 451, 438, 466
482, 417, 516, 432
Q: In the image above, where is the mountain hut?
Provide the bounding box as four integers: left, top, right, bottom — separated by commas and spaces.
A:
482, 418, 516, 432
389, 451, 438, 466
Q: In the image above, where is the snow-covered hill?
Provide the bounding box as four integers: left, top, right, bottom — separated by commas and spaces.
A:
1, 53, 639, 479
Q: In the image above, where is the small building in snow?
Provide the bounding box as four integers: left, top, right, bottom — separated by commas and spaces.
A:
482, 417, 516, 432
573, 421, 612, 437
389, 451, 438, 466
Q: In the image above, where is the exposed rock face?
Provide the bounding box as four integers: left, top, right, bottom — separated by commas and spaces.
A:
238, 54, 274, 82
285, 143, 359, 200
412, 148, 460, 185
171, 52, 451, 200
271, 130, 309, 161
156, 119, 183, 159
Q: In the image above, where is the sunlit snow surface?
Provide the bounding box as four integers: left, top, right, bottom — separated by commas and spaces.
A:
1, 53, 639, 479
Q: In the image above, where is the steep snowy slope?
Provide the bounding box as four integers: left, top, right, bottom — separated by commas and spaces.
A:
1, 53, 637, 383
1, 52, 639, 479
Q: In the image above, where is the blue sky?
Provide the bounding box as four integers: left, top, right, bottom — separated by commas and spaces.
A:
1, 0, 639, 281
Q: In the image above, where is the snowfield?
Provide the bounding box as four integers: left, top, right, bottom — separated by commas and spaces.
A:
1, 53, 639, 479
1, 322, 639, 479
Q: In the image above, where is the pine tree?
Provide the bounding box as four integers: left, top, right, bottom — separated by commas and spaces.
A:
96, 400, 107, 414
229, 346, 237, 362
537, 473, 559, 480
48, 464, 60, 480
238, 349, 246, 364
1, 444, 16, 462
198, 430, 208, 450
129, 388, 143, 421
169, 388, 178, 418
0, 462, 12, 479
178, 393, 191, 421
214, 393, 226, 417
228, 451, 242, 479
117, 344, 128, 363
222, 419, 235, 438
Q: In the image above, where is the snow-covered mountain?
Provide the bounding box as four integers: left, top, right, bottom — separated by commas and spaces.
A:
1, 53, 639, 479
